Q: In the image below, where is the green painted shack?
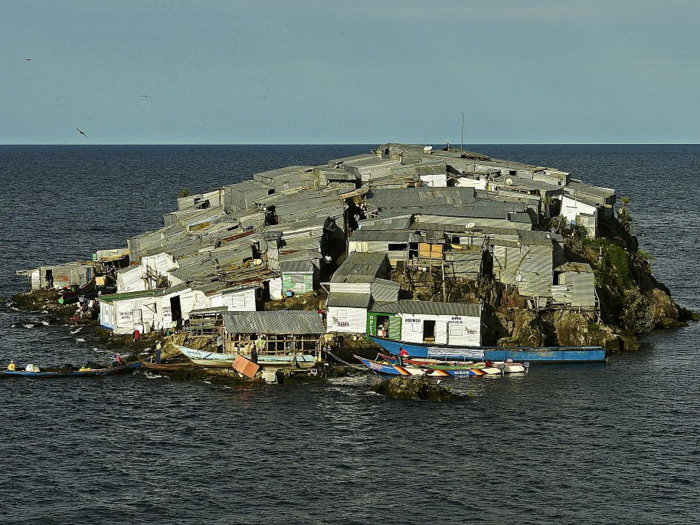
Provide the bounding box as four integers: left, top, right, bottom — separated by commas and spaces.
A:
280, 260, 316, 295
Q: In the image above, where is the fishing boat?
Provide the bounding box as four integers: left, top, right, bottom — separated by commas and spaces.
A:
379, 354, 527, 375
1, 361, 141, 378
58, 277, 97, 305
368, 336, 606, 363
175, 345, 316, 368
355, 355, 502, 377
377, 354, 526, 375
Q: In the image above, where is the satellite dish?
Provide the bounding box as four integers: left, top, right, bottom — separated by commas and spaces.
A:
466, 222, 476, 229
506, 178, 513, 186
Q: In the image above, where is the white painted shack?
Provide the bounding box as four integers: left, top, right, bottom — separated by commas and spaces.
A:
561, 195, 598, 238
116, 265, 144, 293
99, 290, 164, 335
326, 292, 372, 334
159, 284, 208, 329
202, 283, 260, 312
416, 165, 448, 187
116, 252, 179, 294
369, 300, 482, 346
326, 253, 396, 334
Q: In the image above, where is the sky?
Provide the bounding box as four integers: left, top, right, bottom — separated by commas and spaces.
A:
1, 0, 699, 144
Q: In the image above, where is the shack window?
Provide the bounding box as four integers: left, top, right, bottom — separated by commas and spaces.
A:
412, 322, 421, 332
388, 243, 407, 251
449, 324, 463, 336
292, 274, 305, 284
337, 309, 347, 318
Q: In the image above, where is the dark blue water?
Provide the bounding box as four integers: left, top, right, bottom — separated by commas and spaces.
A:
1, 145, 699, 524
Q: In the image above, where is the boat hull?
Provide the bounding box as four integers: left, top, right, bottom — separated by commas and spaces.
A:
176, 345, 316, 368
368, 336, 606, 363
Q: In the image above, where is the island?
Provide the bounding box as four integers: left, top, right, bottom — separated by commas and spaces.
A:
13, 143, 696, 381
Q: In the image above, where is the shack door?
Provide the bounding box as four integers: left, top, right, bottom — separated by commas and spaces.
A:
423, 320, 436, 343
132, 308, 143, 332
387, 315, 402, 340
170, 296, 182, 325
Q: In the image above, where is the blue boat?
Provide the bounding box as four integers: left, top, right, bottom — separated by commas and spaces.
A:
367, 336, 607, 364
1, 361, 142, 378
355, 355, 412, 376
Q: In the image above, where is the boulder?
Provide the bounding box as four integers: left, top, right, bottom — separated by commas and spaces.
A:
646, 288, 687, 329
372, 377, 464, 402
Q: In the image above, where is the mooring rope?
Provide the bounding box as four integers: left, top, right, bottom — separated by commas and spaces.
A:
326, 349, 366, 371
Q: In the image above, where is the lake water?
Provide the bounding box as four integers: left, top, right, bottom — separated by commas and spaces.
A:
1, 145, 698, 524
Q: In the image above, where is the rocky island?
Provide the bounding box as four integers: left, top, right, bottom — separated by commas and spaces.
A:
13, 143, 696, 377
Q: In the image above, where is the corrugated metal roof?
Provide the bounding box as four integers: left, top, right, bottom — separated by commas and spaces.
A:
555, 262, 594, 273
369, 187, 476, 210
372, 300, 481, 318
518, 231, 562, 246
331, 252, 388, 283
99, 290, 164, 303
280, 260, 314, 273
326, 292, 372, 308
350, 229, 416, 243
189, 306, 230, 315
371, 278, 401, 303
222, 310, 325, 335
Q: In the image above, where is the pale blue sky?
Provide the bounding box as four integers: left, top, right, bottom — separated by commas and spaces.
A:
2, 0, 699, 144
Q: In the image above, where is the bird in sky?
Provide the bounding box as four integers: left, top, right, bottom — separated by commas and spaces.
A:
140, 94, 151, 98
76, 127, 88, 137
23, 58, 32, 61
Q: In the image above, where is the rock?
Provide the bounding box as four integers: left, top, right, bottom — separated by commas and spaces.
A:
616, 329, 640, 352
371, 377, 464, 402
554, 310, 596, 347
646, 288, 687, 329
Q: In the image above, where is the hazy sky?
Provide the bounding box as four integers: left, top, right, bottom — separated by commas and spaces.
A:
2, 0, 699, 144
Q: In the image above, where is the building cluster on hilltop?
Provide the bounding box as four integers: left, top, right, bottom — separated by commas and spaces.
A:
20, 143, 617, 348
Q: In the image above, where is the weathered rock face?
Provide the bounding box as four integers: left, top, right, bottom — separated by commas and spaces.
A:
372, 377, 464, 402
511, 309, 545, 347
553, 311, 597, 347
646, 288, 687, 329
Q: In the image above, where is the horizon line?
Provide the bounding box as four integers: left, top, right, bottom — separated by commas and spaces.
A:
1, 142, 700, 146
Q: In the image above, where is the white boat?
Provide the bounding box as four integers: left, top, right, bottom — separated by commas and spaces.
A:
175, 345, 316, 368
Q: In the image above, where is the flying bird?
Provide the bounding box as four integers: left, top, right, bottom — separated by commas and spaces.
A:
23, 58, 32, 61
76, 127, 87, 137
140, 94, 151, 98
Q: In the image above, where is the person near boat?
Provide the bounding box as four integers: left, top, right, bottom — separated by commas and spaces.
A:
216, 335, 224, 354
398, 347, 409, 366
155, 341, 162, 364
8, 360, 16, 371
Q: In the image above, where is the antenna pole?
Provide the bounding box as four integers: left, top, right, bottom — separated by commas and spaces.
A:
461, 111, 464, 152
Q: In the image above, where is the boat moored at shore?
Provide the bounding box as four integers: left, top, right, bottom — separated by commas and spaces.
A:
368, 336, 607, 364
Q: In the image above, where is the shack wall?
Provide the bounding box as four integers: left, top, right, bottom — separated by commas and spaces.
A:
397, 313, 481, 346
209, 287, 258, 312
327, 306, 367, 334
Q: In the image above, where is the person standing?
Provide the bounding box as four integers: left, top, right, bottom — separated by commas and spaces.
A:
155, 341, 162, 364
216, 334, 224, 354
